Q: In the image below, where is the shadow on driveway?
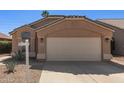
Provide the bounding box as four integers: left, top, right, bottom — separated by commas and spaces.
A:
31, 61, 124, 76
3, 56, 124, 76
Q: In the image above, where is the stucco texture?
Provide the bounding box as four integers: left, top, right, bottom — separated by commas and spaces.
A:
11, 17, 113, 61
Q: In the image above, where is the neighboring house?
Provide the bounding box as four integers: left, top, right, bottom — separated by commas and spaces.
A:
0, 32, 12, 41
10, 15, 113, 61
97, 19, 124, 55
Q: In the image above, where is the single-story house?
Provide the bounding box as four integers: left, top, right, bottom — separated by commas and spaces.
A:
97, 19, 124, 55
10, 15, 113, 61
0, 32, 12, 41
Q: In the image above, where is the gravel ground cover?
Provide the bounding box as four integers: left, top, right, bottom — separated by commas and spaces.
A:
0, 58, 44, 83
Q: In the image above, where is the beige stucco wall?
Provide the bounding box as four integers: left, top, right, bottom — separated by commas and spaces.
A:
11, 26, 36, 57
113, 29, 124, 55
37, 19, 113, 61
11, 18, 113, 60
98, 19, 124, 56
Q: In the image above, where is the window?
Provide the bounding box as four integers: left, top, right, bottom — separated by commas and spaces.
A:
21, 32, 30, 39
21, 32, 31, 52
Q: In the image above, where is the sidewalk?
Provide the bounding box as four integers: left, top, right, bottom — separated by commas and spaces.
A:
0, 54, 11, 57
0, 55, 11, 65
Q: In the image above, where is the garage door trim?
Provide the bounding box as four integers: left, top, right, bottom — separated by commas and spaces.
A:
46, 37, 102, 61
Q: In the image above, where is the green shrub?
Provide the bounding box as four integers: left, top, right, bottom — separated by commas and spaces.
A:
14, 50, 25, 61
5, 60, 16, 73
0, 41, 12, 54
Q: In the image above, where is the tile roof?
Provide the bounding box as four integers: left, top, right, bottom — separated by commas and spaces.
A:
95, 20, 122, 30
10, 15, 115, 34
47, 15, 86, 18
0, 32, 11, 40
97, 19, 124, 29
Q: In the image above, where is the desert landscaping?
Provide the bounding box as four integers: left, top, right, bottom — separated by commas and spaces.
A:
0, 54, 124, 83
0, 55, 43, 83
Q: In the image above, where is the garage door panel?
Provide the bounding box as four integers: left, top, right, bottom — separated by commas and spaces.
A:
47, 37, 101, 61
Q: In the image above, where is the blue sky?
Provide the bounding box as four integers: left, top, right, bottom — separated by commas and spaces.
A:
1, 10, 124, 35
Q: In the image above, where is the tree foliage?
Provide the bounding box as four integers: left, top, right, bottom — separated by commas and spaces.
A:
41, 10, 49, 17
0, 41, 12, 54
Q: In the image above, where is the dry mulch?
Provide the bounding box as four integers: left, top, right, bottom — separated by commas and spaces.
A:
0, 59, 44, 83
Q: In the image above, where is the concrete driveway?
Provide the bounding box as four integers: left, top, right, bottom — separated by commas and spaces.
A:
39, 61, 124, 83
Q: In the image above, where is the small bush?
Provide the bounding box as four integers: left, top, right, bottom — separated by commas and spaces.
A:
0, 41, 12, 54
14, 50, 25, 61
5, 60, 16, 73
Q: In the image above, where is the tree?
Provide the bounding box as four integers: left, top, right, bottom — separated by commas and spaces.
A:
41, 10, 49, 17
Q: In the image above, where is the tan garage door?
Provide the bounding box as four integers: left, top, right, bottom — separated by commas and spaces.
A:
46, 37, 101, 61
